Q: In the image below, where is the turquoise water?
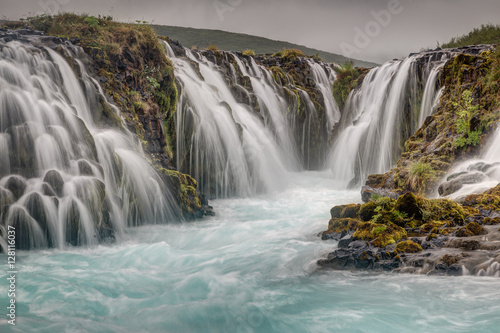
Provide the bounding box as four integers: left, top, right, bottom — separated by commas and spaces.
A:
1, 171, 500, 333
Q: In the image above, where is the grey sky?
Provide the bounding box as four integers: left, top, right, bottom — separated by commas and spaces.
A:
1, 0, 499, 63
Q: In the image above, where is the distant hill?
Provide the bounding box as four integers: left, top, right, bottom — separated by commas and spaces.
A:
151, 24, 378, 68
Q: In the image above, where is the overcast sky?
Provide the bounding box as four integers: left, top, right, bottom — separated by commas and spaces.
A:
1, 0, 499, 63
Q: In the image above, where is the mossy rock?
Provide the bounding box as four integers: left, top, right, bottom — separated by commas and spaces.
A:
330, 205, 346, 218
396, 240, 423, 253
465, 221, 485, 235
484, 217, 500, 225
359, 202, 377, 221
454, 221, 485, 237
160, 168, 202, 219
463, 193, 500, 211
419, 198, 467, 225
340, 204, 361, 219
419, 221, 446, 233
439, 254, 459, 267
324, 218, 360, 234
394, 192, 422, 220
352, 222, 407, 248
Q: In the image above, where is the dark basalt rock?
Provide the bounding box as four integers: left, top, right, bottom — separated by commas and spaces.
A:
361, 185, 401, 203
438, 172, 486, 196
4, 176, 26, 200
318, 241, 401, 271
43, 170, 65, 197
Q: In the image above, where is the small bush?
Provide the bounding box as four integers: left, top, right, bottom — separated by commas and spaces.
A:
207, 44, 218, 51
242, 49, 255, 56
453, 90, 481, 147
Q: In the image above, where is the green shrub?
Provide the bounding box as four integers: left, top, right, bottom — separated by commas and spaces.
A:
453, 90, 481, 147
441, 24, 500, 48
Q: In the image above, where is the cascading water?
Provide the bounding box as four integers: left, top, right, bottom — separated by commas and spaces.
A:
164, 41, 340, 197
438, 127, 500, 199
326, 51, 450, 188
0, 39, 178, 250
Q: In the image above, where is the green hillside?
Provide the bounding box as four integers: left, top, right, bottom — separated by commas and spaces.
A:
151, 24, 378, 68
441, 24, 500, 48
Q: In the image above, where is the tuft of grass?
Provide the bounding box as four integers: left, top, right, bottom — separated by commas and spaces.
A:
207, 44, 218, 51
407, 161, 435, 193
273, 48, 305, 62
242, 49, 255, 56
441, 24, 500, 49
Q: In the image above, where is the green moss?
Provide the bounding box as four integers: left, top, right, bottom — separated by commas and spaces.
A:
396, 240, 423, 253
324, 218, 360, 234
353, 222, 407, 248
359, 202, 377, 221
340, 204, 361, 219
330, 205, 346, 218
332, 61, 361, 109
394, 192, 423, 220
160, 168, 201, 216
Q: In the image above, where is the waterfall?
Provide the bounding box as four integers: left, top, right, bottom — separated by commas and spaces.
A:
0, 40, 178, 250
438, 127, 500, 200
164, 41, 339, 197
326, 51, 449, 188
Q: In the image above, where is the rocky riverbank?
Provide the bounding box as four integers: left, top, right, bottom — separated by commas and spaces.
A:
319, 46, 500, 276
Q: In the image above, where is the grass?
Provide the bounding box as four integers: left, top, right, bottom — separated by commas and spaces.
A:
407, 161, 435, 193
441, 24, 500, 49
273, 48, 305, 62
332, 61, 361, 109
242, 49, 255, 56
151, 24, 378, 67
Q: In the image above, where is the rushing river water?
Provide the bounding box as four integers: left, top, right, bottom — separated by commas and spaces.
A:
1, 171, 499, 333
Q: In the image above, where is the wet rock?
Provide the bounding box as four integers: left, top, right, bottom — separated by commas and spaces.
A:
338, 234, 354, 248
438, 172, 485, 196
4, 175, 26, 200
43, 170, 65, 197
396, 240, 423, 253
78, 160, 94, 176
361, 185, 400, 203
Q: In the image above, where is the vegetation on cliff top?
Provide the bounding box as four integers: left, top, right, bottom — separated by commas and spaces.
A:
441, 24, 500, 49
